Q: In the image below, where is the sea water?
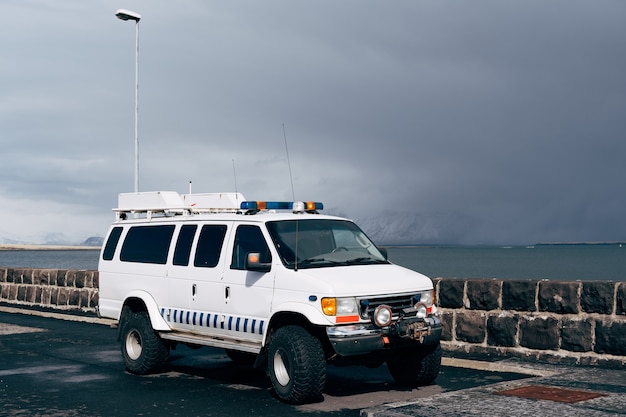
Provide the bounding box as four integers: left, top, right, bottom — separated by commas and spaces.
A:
0, 245, 624, 281
386, 244, 626, 281
0, 250, 101, 271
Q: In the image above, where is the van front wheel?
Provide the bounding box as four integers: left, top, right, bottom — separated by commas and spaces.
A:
120, 309, 169, 374
268, 326, 326, 404
387, 342, 442, 386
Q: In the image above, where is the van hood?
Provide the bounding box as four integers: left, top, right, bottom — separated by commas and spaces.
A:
289, 263, 433, 297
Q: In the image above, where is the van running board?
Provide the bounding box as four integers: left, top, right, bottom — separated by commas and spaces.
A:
159, 331, 262, 354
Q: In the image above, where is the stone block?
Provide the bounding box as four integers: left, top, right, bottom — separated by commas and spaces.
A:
69, 289, 81, 307
55, 272, 66, 287
17, 285, 27, 302
49, 287, 59, 305
617, 283, 626, 315
57, 288, 69, 306
560, 318, 592, 352
41, 286, 52, 305
47, 270, 59, 286
439, 311, 453, 341
26, 286, 37, 303
466, 279, 501, 310
455, 311, 485, 343
438, 279, 465, 309
8, 286, 18, 300
34, 270, 51, 286
581, 282, 614, 314
487, 313, 518, 347
0, 268, 6, 283
6, 269, 19, 284
538, 281, 579, 314
502, 280, 537, 311
75, 271, 86, 289
21, 270, 33, 285
83, 271, 94, 289
519, 316, 559, 350
65, 271, 76, 287
32, 270, 42, 285
81, 291, 96, 309
0, 283, 8, 299
595, 319, 626, 356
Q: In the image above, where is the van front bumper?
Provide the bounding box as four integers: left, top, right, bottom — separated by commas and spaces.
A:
326, 316, 442, 357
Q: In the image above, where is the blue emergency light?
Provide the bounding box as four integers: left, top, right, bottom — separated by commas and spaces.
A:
240, 201, 324, 212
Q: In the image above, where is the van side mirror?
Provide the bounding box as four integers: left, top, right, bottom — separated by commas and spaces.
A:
246, 252, 271, 272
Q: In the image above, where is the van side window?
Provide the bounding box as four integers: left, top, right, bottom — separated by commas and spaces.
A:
231, 225, 271, 270
194, 225, 227, 268
120, 225, 175, 264
102, 227, 123, 261
173, 225, 197, 266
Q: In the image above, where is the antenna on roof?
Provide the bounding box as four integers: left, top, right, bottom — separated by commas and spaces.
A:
282, 123, 300, 271
232, 159, 238, 195
282, 123, 296, 201
189, 180, 192, 195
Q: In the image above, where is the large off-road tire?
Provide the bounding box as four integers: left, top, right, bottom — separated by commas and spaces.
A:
119, 308, 169, 374
386, 342, 442, 386
267, 326, 326, 404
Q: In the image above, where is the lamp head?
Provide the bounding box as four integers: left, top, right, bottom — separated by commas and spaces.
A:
115, 9, 141, 22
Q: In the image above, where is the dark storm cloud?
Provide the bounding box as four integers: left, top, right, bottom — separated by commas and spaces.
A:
0, 0, 624, 244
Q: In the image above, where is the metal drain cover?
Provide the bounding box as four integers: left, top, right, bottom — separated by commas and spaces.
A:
496, 385, 607, 403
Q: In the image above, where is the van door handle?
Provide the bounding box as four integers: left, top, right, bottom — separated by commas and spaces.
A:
225, 286, 230, 300
192, 284, 197, 297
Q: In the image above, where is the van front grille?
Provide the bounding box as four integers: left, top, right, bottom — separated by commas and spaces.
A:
358, 294, 416, 320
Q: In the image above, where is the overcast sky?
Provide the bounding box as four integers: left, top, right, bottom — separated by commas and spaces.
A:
1, 0, 625, 245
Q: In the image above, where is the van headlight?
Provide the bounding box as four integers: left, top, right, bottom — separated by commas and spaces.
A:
321, 297, 358, 316
414, 290, 434, 306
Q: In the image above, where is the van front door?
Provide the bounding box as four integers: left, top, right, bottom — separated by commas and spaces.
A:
220, 224, 274, 344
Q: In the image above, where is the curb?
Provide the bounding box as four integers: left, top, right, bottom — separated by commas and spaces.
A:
0, 305, 116, 327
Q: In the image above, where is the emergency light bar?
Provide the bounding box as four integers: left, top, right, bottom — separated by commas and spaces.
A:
240, 201, 324, 212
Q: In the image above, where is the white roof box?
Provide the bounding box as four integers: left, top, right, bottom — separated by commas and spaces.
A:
117, 191, 185, 211
182, 193, 245, 209
115, 191, 247, 214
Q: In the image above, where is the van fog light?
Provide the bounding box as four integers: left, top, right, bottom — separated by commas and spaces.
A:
373, 305, 393, 327
415, 303, 428, 319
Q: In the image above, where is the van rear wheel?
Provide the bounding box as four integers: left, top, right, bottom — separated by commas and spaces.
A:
120, 308, 169, 374
268, 326, 326, 404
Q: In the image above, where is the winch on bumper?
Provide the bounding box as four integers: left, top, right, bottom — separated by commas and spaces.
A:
326, 315, 442, 357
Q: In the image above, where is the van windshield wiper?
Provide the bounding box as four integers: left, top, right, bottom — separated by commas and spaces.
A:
287, 257, 344, 269
345, 257, 387, 265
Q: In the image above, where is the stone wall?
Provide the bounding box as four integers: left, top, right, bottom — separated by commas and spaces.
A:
0, 267, 98, 311
435, 278, 626, 368
1, 267, 625, 367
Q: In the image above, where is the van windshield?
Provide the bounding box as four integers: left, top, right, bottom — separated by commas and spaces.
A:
266, 219, 388, 269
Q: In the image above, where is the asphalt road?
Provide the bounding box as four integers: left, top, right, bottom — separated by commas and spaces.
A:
0, 309, 530, 417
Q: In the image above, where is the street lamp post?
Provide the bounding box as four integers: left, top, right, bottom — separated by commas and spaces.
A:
115, 9, 142, 193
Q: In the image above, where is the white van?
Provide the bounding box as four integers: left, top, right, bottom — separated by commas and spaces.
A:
97, 191, 442, 404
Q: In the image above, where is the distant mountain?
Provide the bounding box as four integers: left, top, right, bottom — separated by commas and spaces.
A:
353, 211, 468, 245
0, 231, 104, 247
83, 236, 104, 246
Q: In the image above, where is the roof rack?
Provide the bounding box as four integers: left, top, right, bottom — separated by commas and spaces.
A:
114, 191, 246, 221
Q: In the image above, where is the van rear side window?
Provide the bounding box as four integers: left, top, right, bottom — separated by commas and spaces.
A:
173, 225, 197, 266
194, 225, 227, 268
120, 225, 176, 264
102, 226, 123, 260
